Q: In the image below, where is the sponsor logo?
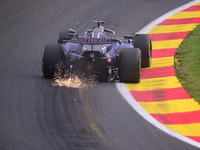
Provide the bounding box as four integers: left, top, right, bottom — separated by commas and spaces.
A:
69, 37, 112, 44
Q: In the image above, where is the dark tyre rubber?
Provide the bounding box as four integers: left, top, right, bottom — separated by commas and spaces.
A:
57, 31, 70, 44
133, 34, 152, 68
42, 44, 66, 78
118, 48, 141, 83
98, 67, 108, 82
57, 30, 78, 44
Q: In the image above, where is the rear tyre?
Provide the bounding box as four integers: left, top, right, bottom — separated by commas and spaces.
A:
42, 44, 66, 78
118, 48, 141, 83
133, 34, 152, 68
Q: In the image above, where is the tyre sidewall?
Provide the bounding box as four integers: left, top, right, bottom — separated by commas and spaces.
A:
134, 34, 152, 67
119, 48, 141, 83
42, 44, 66, 78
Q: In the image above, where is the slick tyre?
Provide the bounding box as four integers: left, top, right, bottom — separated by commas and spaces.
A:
57, 30, 78, 44
57, 31, 70, 44
42, 44, 66, 78
133, 34, 152, 68
118, 48, 141, 83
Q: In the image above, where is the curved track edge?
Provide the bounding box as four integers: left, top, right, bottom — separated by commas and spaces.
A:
116, 0, 200, 148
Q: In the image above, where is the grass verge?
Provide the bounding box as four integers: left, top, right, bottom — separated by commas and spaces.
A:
175, 24, 200, 104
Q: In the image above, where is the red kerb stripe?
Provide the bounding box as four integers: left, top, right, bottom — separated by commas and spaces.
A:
142, 66, 175, 79
130, 87, 191, 102
150, 32, 190, 41
151, 110, 200, 124
152, 48, 177, 58
158, 18, 200, 25
186, 136, 200, 143
182, 5, 200, 11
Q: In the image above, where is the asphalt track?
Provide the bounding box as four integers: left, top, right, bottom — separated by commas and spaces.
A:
0, 0, 199, 150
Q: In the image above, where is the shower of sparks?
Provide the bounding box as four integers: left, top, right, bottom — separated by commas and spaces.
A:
51, 62, 97, 89
52, 74, 97, 89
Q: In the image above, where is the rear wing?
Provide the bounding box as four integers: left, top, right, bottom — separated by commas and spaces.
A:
92, 20, 105, 27
61, 37, 121, 45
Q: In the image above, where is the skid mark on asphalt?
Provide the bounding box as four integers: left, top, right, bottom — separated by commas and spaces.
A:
127, 2, 200, 143
79, 88, 115, 149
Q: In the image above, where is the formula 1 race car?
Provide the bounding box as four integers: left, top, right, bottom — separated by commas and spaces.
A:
42, 20, 152, 83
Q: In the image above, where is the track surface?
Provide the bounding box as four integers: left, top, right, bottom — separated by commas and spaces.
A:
0, 0, 199, 150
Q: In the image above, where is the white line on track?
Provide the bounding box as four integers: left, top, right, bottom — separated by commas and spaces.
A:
116, 0, 200, 148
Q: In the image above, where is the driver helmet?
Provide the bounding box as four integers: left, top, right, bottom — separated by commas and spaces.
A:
99, 25, 104, 32
90, 26, 107, 38
99, 26, 107, 38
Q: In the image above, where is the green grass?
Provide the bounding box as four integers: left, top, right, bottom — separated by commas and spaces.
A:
175, 24, 200, 104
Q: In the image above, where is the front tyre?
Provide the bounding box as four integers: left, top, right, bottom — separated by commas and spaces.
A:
57, 30, 78, 44
134, 34, 152, 68
42, 44, 66, 78
57, 31, 71, 44
118, 48, 141, 83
